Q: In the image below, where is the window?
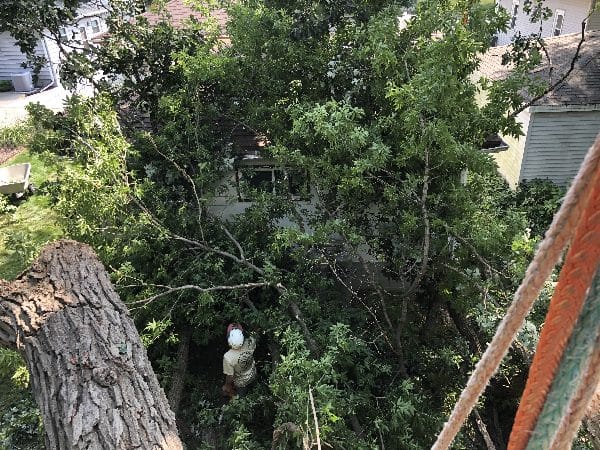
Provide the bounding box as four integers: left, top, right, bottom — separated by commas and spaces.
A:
88, 19, 100, 34
78, 26, 88, 41
59, 27, 68, 42
510, 0, 519, 28
236, 163, 309, 201
481, 134, 509, 153
553, 9, 565, 36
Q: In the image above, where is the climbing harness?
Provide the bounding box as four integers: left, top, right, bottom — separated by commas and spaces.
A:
432, 134, 600, 450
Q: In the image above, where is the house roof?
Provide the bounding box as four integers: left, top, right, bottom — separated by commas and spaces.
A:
141, 0, 228, 31
478, 30, 600, 106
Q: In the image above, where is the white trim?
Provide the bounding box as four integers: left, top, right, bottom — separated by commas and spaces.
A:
41, 36, 57, 86
552, 9, 566, 36
511, 0, 520, 28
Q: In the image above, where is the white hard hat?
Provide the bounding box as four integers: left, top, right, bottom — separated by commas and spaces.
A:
228, 329, 244, 349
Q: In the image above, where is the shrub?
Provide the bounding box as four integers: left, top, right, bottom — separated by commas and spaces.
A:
0, 81, 12, 92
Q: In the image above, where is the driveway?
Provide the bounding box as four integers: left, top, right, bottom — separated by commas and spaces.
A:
0, 86, 69, 127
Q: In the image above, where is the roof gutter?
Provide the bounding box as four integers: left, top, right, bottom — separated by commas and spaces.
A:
529, 104, 600, 113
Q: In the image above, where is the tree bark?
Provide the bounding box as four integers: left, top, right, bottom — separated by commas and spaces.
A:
167, 327, 192, 415
0, 240, 182, 449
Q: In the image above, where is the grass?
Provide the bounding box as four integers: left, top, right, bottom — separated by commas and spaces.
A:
0, 143, 56, 446
0, 151, 64, 280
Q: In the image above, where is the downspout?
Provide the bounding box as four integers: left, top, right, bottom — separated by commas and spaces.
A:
41, 35, 58, 88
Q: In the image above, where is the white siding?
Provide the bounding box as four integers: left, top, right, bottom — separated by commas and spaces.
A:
519, 110, 600, 185
588, 7, 600, 30
0, 32, 56, 87
496, 0, 592, 45
494, 110, 531, 188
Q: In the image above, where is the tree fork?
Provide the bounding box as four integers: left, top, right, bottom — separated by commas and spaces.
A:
0, 240, 183, 449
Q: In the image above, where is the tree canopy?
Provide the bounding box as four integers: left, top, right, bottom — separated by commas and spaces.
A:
1, 0, 586, 448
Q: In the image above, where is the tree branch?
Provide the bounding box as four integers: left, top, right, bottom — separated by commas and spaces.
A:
509, 19, 589, 118
131, 194, 320, 357
127, 282, 272, 307
473, 409, 498, 450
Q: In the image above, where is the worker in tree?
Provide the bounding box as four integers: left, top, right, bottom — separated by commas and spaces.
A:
222, 323, 257, 400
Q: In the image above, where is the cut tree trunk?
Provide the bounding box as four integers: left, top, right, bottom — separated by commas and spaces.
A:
0, 240, 182, 449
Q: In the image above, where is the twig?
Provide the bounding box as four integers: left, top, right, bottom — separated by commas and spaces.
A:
131, 195, 266, 276
321, 250, 397, 352
444, 225, 508, 280
146, 135, 206, 242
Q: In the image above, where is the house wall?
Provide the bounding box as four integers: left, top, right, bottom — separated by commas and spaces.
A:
0, 32, 55, 87
208, 167, 406, 290
494, 109, 531, 188
209, 169, 317, 229
61, 12, 109, 42
495, 0, 592, 45
519, 109, 600, 185
588, 7, 600, 30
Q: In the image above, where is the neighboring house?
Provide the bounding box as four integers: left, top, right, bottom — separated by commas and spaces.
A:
478, 30, 600, 187
0, 1, 109, 90
141, 0, 229, 42
495, 0, 598, 45
0, 33, 60, 89
58, 2, 110, 45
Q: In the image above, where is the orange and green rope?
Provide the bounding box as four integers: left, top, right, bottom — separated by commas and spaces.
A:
508, 161, 600, 449
432, 134, 600, 450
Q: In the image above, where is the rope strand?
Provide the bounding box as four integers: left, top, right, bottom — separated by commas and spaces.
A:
549, 272, 600, 450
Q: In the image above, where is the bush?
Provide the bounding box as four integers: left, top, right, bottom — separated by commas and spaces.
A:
515, 179, 566, 236
0, 123, 32, 149
0, 81, 12, 92
0, 397, 43, 450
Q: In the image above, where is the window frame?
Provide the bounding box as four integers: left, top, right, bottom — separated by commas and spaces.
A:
481, 134, 509, 153
510, 0, 520, 29
553, 9, 565, 36
88, 19, 101, 34
234, 159, 309, 202
59, 27, 69, 42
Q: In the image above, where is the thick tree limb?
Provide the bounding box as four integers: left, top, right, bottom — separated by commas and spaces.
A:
0, 240, 182, 449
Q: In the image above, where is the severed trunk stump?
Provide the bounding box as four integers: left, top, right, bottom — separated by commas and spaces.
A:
0, 240, 182, 449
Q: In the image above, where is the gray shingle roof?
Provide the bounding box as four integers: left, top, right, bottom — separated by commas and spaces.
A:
478, 30, 600, 106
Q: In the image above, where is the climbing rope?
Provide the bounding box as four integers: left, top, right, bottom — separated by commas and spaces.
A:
524, 268, 600, 449
431, 133, 600, 450
509, 154, 600, 449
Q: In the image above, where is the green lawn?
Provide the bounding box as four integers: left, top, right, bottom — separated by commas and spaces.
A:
0, 151, 64, 280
